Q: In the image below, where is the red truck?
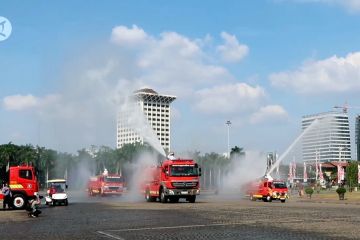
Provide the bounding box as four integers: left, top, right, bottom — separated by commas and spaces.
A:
247, 178, 288, 203
87, 172, 124, 196
141, 158, 201, 203
0, 164, 39, 209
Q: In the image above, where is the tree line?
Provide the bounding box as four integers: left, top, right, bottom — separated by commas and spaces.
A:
0, 142, 245, 190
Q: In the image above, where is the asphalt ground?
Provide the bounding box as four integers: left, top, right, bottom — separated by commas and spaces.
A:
1, 191, 360, 240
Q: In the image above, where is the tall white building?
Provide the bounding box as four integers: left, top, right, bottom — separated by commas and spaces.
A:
356, 115, 360, 160
302, 111, 351, 163
117, 88, 176, 152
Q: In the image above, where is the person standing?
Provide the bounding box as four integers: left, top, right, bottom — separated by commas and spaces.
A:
2, 183, 12, 210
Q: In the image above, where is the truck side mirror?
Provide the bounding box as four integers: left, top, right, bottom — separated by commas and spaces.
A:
198, 167, 202, 177
66, 185, 68, 189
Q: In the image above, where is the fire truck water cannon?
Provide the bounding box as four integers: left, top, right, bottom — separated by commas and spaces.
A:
141, 153, 202, 203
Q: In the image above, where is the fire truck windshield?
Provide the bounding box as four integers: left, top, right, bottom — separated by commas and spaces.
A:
273, 182, 287, 189
170, 165, 198, 176
104, 177, 123, 183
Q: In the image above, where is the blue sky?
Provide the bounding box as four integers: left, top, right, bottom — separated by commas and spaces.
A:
1, 0, 360, 156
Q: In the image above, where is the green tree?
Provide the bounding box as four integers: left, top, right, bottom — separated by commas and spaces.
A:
230, 146, 245, 158
346, 161, 358, 190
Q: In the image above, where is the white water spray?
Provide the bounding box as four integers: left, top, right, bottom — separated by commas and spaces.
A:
123, 151, 159, 201
119, 97, 166, 157
222, 151, 267, 193
267, 118, 321, 175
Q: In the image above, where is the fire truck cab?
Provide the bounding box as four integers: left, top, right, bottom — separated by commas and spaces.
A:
0, 165, 39, 209
142, 158, 201, 203
88, 171, 124, 196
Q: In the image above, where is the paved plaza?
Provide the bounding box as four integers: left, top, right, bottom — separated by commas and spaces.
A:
1, 192, 360, 240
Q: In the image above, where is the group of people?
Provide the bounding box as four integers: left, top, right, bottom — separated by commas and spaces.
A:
1, 182, 41, 217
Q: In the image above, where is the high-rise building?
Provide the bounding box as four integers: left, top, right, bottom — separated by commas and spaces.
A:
302, 111, 351, 163
117, 88, 176, 152
356, 115, 360, 161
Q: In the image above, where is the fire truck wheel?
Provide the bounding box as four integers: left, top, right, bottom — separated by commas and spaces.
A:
266, 195, 272, 202
160, 189, 167, 203
188, 196, 196, 203
170, 197, 179, 203
145, 190, 155, 202
12, 194, 26, 210
281, 199, 286, 203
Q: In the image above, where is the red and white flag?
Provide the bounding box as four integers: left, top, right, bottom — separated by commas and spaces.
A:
338, 165, 345, 184
292, 160, 296, 179
303, 162, 307, 183
341, 166, 345, 181
319, 163, 324, 182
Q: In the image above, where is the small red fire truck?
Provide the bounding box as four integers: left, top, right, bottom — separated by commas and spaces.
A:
141, 158, 201, 203
0, 164, 39, 209
87, 171, 124, 196
247, 178, 288, 203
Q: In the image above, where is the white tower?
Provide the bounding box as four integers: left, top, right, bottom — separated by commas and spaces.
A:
117, 88, 176, 152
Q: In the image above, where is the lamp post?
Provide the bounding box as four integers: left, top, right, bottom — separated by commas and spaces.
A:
226, 120, 231, 159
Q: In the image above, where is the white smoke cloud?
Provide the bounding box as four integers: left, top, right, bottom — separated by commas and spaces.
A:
222, 151, 267, 192
123, 151, 159, 202
270, 52, 360, 94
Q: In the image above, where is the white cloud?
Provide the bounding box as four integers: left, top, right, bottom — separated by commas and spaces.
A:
250, 105, 288, 124
2, 25, 281, 152
270, 52, 360, 94
111, 25, 149, 46
194, 83, 266, 114
132, 30, 232, 97
217, 32, 249, 63
3, 94, 38, 110
3, 94, 60, 111
281, 0, 360, 13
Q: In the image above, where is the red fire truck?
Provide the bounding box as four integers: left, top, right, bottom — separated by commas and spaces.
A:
0, 165, 39, 209
141, 158, 201, 203
87, 171, 124, 196
247, 178, 288, 203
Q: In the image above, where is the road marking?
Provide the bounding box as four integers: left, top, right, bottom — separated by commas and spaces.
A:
96, 217, 350, 239
105, 221, 297, 233
96, 231, 125, 240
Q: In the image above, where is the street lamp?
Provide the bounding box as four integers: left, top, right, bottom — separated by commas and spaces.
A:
226, 120, 231, 159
